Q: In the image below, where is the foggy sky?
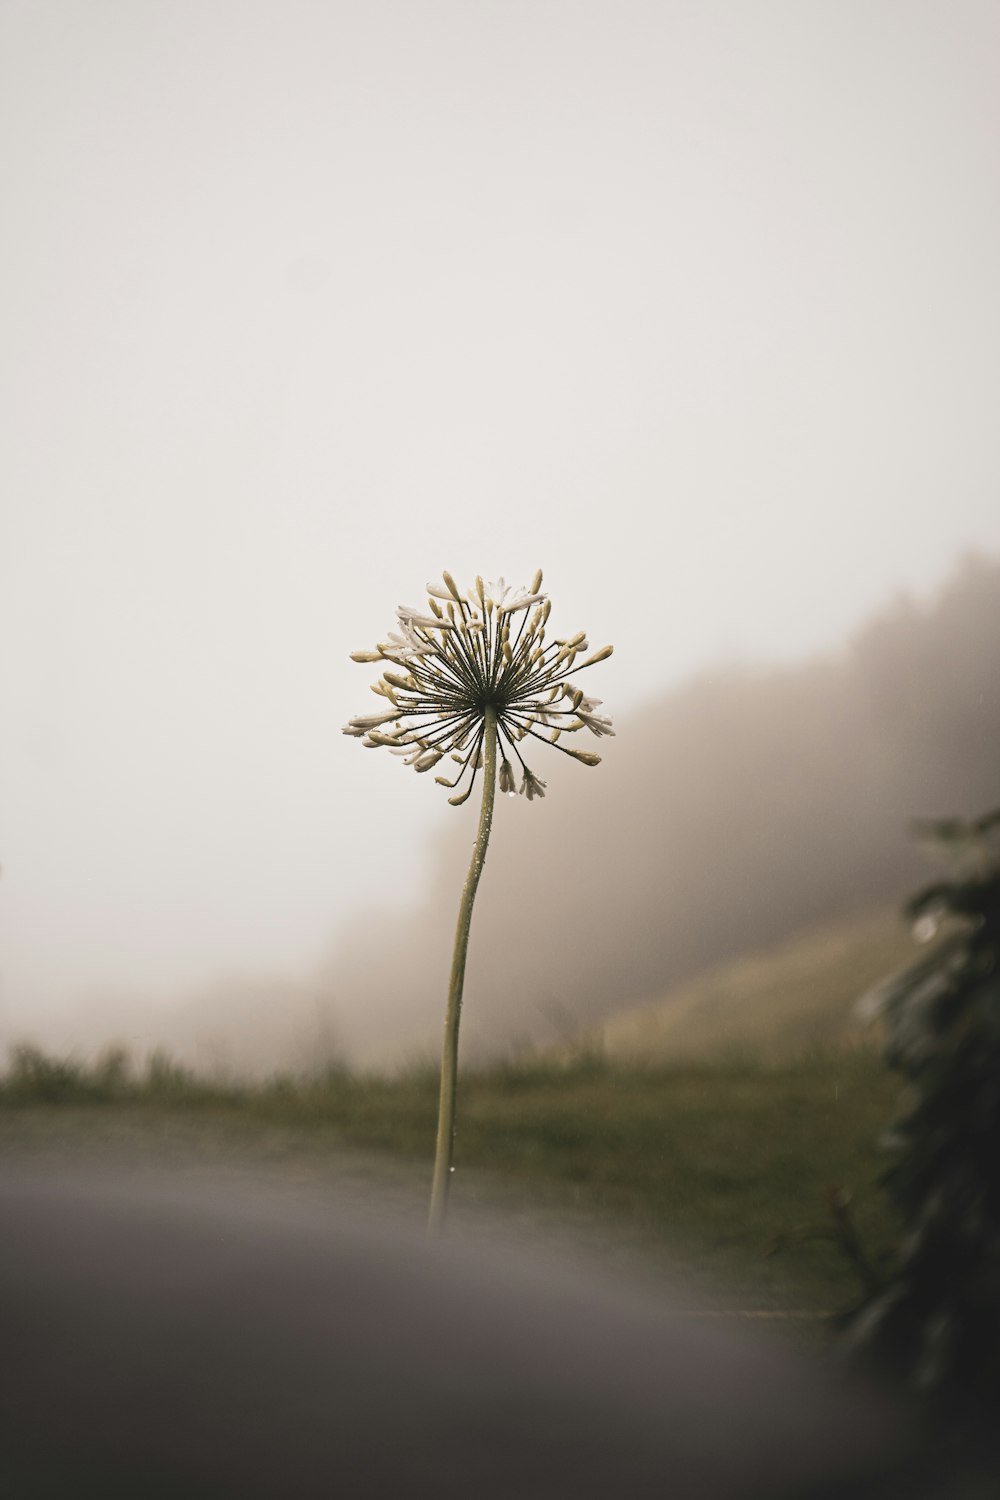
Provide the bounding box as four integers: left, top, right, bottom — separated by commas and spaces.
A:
3, 1, 1000, 1052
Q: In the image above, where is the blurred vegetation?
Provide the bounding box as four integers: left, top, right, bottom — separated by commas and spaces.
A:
843, 810, 1000, 1418
0, 1037, 901, 1328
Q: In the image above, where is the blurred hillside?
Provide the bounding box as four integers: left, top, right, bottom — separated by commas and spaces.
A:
329, 553, 1000, 1066
587, 905, 921, 1063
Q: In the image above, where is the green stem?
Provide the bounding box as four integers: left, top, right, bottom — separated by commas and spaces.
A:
428, 706, 498, 1233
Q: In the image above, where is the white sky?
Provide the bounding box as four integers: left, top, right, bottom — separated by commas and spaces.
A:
2, 0, 1000, 1038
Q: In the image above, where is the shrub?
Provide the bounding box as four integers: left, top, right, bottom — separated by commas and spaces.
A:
844, 809, 1000, 1417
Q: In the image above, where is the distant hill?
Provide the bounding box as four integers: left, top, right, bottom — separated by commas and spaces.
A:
328, 552, 1000, 1067
584, 904, 921, 1063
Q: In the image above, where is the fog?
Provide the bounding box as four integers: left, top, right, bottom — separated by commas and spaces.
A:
12, 556, 999, 1072
3, 2, 1000, 1068
323, 556, 1000, 1065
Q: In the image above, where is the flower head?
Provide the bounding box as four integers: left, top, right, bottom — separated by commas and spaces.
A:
344, 569, 614, 805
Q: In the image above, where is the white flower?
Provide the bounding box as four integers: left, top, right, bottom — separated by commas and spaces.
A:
483, 577, 511, 608
575, 695, 616, 738
396, 605, 455, 633
380, 628, 437, 660
343, 569, 614, 806
578, 713, 615, 737
498, 590, 546, 615
520, 768, 547, 801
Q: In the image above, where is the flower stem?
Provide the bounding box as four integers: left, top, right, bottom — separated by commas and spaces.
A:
428, 705, 498, 1234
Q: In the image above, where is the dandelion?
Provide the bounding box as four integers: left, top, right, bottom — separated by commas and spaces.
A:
344, 569, 614, 1230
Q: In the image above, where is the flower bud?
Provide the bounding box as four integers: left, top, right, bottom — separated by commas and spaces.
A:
442, 570, 464, 604
563, 747, 602, 766
414, 750, 444, 772
579, 645, 613, 667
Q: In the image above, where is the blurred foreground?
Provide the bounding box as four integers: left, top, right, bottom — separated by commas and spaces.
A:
0, 1160, 943, 1498
3, 805, 997, 1492
1, 1030, 995, 1492
1, 1046, 895, 1320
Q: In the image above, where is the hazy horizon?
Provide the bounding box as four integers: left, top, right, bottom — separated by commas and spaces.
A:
7, 553, 1000, 1073
3, 2, 1000, 1056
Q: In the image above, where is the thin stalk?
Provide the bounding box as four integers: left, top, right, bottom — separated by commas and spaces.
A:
428, 705, 498, 1233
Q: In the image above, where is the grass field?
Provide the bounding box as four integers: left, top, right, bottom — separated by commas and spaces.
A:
0, 1043, 903, 1342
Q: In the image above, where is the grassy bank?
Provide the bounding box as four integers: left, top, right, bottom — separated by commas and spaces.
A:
0, 1043, 902, 1330
589, 905, 915, 1061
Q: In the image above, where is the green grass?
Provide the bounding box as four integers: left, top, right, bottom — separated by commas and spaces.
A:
456, 1050, 900, 1310
0, 1042, 903, 1337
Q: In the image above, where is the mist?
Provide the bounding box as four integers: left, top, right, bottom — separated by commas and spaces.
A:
327, 554, 1000, 1065
3, 2, 1000, 1067
13, 555, 997, 1073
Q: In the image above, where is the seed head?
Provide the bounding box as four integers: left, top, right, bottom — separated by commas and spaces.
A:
343, 570, 614, 805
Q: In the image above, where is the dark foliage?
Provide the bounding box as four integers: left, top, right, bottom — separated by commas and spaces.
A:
844, 810, 1000, 1419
